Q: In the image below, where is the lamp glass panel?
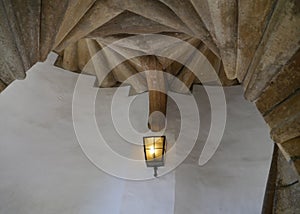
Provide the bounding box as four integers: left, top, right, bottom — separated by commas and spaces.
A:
145, 148, 163, 160
144, 137, 154, 150
145, 149, 154, 160
144, 136, 165, 163
154, 138, 164, 149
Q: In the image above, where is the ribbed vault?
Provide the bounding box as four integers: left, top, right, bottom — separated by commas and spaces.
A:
0, 0, 299, 177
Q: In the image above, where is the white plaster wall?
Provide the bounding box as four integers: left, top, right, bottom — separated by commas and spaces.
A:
175, 86, 273, 214
0, 56, 273, 214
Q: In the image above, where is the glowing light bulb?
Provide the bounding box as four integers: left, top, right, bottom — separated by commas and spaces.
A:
149, 146, 155, 155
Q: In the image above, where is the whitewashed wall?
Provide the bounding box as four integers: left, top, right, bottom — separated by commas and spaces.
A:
0, 55, 273, 214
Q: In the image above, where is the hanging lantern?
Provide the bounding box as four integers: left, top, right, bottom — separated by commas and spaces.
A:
143, 136, 166, 177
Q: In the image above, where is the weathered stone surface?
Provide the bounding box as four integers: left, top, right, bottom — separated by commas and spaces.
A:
40, 0, 69, 61
278, 137, 300, 162
131, 56, 183, 83
170, 67, 196, 93
86, 39, 117, 87
54, 54, 63, 69
271, 113, 300, 144
10, 0, 40, 66
0, 0, 25, 83
0, 79, 7, 92
127, 57, 146, 73
156, 57, 174, 70
265, 91, 300, 129
170, 42, 203, 93
160, 32, 193, 42
193, 44, 220, 84
256, 49, 300, 115
88, 10, 175, 37
237, 0, 276, 82
77, 39, 91, 71
54, 0, 123, 52
155, 37, 202, 70
170, 44, 217, 93
62, 42, 78, 72
0, 68, 17, 85
263, 145, 300, 213
273, 150, 300, 213
194, 46, 221, 84
54, 0, 96, 49
244, 0, 300, 101
190, 0, 217, 42
278, 136, 300, 180
112, 62, 147, 93
218, 63, 239, 86
95, 35, 141, 56
101, 35, 200, 60
2, 0, 30, 70
159, 0, 219, 57
3, 0, 41, 70
262, 146, 278, 214
170, 42, 225, 92
294, 160, 300, 178
96, 43, 147, 93
111, 0, 194, 36
165, 61, 184, 78
206, 0, 237, 79
204, 47, 221, 75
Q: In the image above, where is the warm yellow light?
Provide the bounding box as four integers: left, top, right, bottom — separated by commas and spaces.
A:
143, 136, 166, 177
149, 146, 155, 155
143, 136, 166, 171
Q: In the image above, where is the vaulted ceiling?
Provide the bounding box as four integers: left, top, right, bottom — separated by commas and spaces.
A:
0, 0, 299, 174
